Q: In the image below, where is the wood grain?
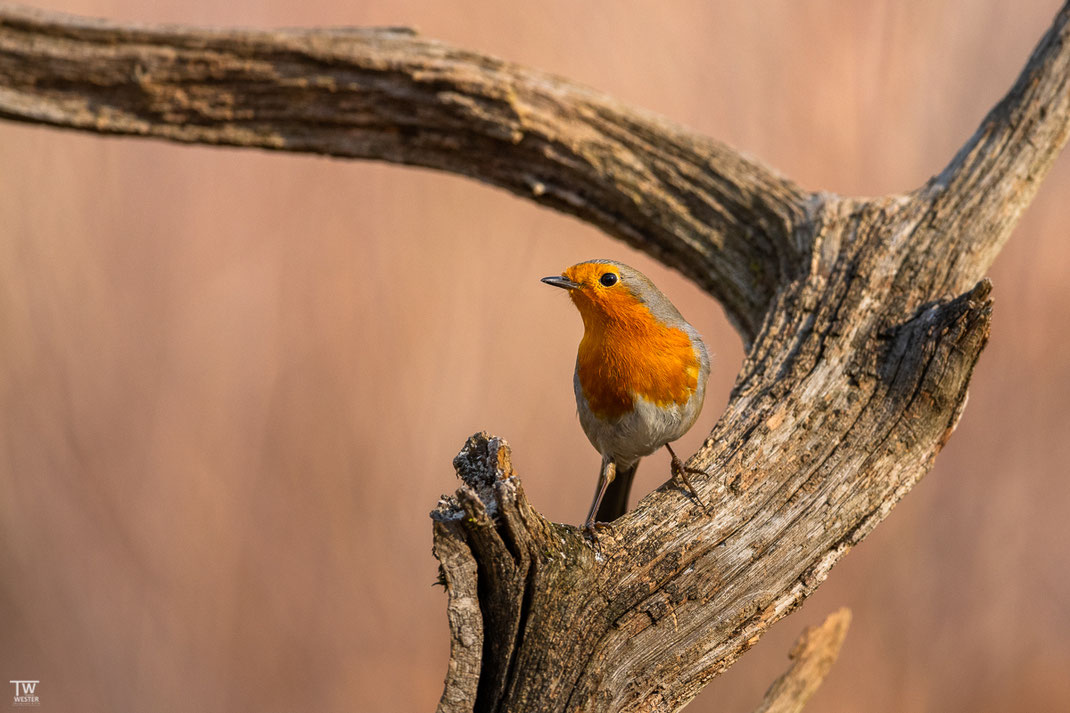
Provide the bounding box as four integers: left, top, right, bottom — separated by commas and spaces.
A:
2, 2, 1069, 711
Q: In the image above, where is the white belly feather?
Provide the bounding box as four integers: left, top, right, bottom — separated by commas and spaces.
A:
574, 371, 706, 469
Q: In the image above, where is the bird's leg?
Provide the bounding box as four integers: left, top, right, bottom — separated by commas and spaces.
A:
584, 458, 616, 533
665, 443, 710, 513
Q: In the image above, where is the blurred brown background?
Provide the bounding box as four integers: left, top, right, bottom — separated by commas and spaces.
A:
2, 1, 1068, 711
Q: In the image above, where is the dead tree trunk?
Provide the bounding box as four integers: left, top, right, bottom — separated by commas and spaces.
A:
1, 3, 1068, 711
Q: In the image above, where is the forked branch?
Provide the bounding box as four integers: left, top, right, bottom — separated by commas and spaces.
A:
2, 2, 1068, 712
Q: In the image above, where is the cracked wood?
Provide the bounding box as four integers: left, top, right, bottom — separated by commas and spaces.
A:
0, 2, 808, 340
2, 2, 1069, 712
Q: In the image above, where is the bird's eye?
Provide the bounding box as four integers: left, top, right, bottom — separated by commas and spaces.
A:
599, 272, 618, 287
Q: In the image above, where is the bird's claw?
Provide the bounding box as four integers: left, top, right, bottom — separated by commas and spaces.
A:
582, 520, 613, 557
583, 520, 612, 536
669, 452, 712, 514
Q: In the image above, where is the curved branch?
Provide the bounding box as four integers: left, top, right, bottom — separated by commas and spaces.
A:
926, 1, 1070, 275
3, 2, 1069, 713
0, 2, 810, 339
422, 4, 1068, 710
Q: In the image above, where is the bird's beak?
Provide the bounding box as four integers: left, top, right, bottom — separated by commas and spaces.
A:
541, 275, 581, 290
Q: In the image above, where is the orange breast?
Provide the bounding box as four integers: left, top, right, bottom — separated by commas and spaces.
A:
573, 295, 700, 420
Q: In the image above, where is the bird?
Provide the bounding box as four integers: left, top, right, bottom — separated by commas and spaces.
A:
541, 259, 711, 530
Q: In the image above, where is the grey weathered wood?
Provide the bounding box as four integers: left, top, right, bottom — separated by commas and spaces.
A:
2, 2, 1069, 712
0, 2, 807, 340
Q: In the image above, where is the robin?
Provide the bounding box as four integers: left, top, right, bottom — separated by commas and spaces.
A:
542, 260, 711, 530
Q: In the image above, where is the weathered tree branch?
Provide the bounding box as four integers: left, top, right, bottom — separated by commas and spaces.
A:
0, 2, 809, 340
3, 2, 1069, 712
930, 0, 1070, 272
752, 608, 851, 713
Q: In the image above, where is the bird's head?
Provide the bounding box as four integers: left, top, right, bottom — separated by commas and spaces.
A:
541, 260, 678, 330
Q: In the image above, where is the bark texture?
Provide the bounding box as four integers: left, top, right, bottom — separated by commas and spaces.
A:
0, 2, 807, 339
2, 2, 1069, 712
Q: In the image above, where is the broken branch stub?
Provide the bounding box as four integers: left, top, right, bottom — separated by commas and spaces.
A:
752, 608, 852, 713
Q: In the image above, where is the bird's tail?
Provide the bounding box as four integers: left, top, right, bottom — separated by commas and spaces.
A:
595, 461, 639, 523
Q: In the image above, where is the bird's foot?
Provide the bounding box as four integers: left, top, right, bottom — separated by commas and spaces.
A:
582, 520, 613, 536
582, 520, 613, 556
667, 445, 711, 514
